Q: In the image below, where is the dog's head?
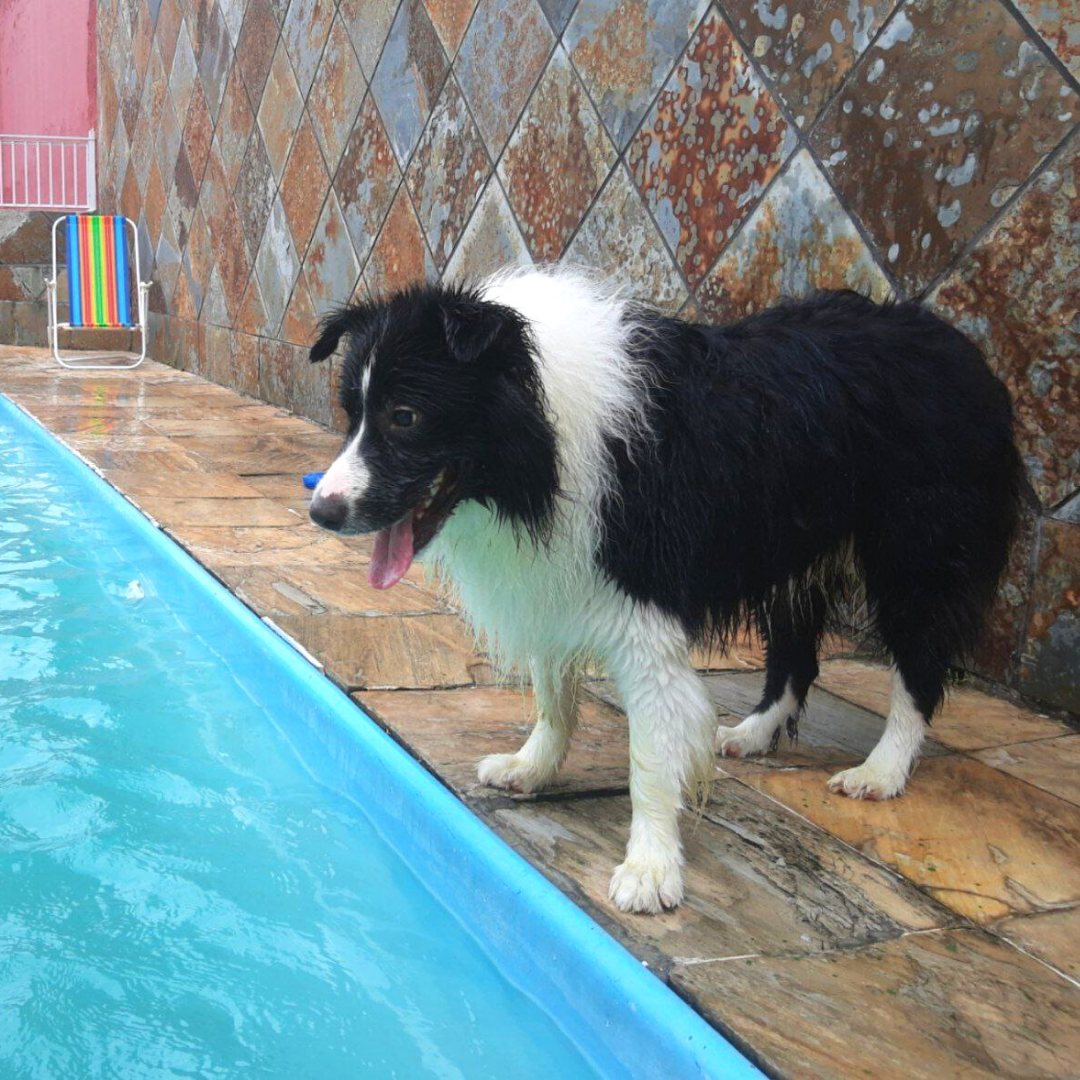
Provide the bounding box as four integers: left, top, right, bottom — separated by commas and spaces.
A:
307, 284, 558, 588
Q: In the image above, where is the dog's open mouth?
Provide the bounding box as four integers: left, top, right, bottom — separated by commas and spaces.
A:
368, 468, 462, 590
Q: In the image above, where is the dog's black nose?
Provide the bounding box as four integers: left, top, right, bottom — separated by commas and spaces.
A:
309, 492, 347, 531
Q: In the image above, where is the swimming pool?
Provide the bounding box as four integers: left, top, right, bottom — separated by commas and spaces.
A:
0, 391, 755, 1078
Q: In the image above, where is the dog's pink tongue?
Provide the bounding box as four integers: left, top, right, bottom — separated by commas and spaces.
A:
368, 512, 415, 589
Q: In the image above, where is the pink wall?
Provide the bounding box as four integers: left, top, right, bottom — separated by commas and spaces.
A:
0, 0, 97, 137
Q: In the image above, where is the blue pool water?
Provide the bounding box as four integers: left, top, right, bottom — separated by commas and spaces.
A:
0, 412, 601, 1077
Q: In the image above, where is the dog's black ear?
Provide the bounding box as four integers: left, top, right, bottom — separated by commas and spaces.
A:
484, 365, 559, 541
441, 297, 519, 364
309, 302, 379, 363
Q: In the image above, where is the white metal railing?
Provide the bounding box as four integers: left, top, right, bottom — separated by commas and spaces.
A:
0, 131, 96, 211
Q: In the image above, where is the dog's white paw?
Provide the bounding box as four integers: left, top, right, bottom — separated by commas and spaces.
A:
828, 761, 907, 801
608, 858, 684, 914
716, 716, 775, 759
476, 752, 553, 794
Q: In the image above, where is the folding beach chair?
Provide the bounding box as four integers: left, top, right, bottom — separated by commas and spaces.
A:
46, 214, 150, 369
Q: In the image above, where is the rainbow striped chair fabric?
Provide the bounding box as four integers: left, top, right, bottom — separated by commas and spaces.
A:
47, 214, 150, 369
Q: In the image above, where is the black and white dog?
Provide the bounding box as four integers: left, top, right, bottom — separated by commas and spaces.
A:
307, 269, 1022, 914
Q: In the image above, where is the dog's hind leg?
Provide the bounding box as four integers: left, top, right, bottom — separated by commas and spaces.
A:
717, 591, 826, 759
477, 659, 580, 794
607, 606, 716, 914
828, 666, 927, 799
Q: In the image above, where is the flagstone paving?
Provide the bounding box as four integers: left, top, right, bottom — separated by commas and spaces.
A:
3, 345, 1079, 1078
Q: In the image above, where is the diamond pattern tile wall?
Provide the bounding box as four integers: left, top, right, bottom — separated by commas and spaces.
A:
565, 0, 708, 150
370, 0, 450, 167
455, 0, 554, 160
812, 0, 1079, 292
94, 0, 1080, 709
627, 7, 792, 287
406, 76, 491, 269
308, 14, 366, 173
498, 46, 615, 261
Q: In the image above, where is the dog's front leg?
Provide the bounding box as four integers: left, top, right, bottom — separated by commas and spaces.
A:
478, 659, 579, 794
607, 613, 716, 914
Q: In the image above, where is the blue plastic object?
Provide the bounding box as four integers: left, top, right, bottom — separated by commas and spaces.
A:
302, 471, 324, 489
0, 392, 759, 1080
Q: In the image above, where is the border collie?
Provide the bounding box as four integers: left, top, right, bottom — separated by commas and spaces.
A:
307, 268, 1022, 914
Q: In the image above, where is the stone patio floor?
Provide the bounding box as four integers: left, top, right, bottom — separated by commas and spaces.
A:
3, 345, 1080, 1079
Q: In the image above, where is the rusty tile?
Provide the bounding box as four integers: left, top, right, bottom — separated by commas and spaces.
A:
1016, 0, 1080, 80
120, 162, 142, 224
168, 18, 199, 120
143, 40, 170, 134
129, 109, 155, 195
281, 268, 319, 346
281, 0, 335, 97
308, 13, 366, 173
303, 190, 361, 313
256, 40, 304, 181
181, 78, 215, 184
200, 152, 252, 320
156, 0, 183, 69
363, 184, 435, 296
627, 9, 791, 287
254, 194, 301, 333
235, 0, 279, 101
168, 145, 200, 251
230, 330, 262, 395
200, 265, 231, 326
812, 0, 1079, 293
233, 129, 276, 266
423, 0, 478, 56
154, 218, 183, 310
369, 0, 450, 166
671, 929, 1080, 1080
259, 337, 331, 424
280, 112, 330, 256
537, 0, 576, 34
699, 149, 891, 320
235, 272, 271, 336
0, 214, 52, 264
334, 93, 401, 268
1019, 518, 1080, 713
456, 0, 554, 159
565, 163, 686, 312
742, 754, 1080, 923
498, 46, 615, 261
931, 132, 1080, 508
339, 0, 399, 77
196, 0, 232, 119
726, 0, 895, 129
405, 76, 490, 269
155, 88, 183, 181
216, 64, 256, 190
218, 0, 248, 44
445, 178, 531, 283
566, 0, 707, 150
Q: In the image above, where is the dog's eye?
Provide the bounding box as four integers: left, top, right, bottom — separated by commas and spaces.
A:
390, 406, 418, 429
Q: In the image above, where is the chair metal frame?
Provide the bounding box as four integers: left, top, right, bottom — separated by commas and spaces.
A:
46, 214, 151, 370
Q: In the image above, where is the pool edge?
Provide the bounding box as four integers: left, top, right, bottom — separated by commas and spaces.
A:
0, 391, 759, 1080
